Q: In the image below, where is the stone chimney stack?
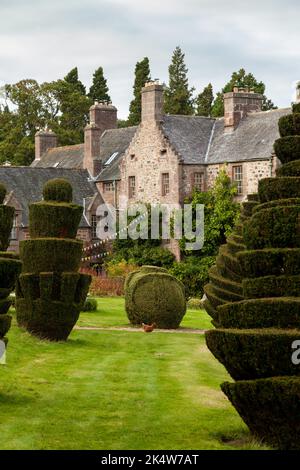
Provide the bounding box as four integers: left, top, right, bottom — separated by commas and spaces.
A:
224, 87, 263, 133
34, 129, 57, 161
84, 102, 117, 177
141, 81, 164, 123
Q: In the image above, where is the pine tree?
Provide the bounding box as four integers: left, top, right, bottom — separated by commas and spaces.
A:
211, 68, 276, 117
88, 67, 111, 103
127, 57, 151, 126
164, 46, 194, 115
64, 67, 86, 95
195, 83, 214, 117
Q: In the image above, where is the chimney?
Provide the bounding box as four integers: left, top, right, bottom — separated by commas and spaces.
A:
34, 129, 57, 161
224, 87, 263, 133
84, 102, 117, 177
141, 81, 163, 123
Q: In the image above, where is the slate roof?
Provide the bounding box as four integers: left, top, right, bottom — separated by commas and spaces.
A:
207, 108, 290, 164
162, 115, 215, 164
31, 144, 84, 169
0, 167, 97, 227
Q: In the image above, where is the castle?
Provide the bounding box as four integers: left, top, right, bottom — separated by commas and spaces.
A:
0, 82, 290, 256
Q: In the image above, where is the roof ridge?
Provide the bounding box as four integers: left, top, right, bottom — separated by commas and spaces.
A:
47, 143, 84, 152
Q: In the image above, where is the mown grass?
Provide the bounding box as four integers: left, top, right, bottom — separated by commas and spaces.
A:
0, 298, 269, 450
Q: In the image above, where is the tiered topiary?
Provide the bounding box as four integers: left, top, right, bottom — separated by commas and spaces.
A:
125, 266, 186, 328
16, 179, 91, 341
0, 184, 22, 347
204, 104, 300, 449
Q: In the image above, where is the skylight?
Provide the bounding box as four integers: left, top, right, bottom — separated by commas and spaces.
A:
105, 152, 119, 166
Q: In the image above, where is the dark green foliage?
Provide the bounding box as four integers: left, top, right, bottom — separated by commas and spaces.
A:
276, 160, 300, 177
243, 205, 300, 249
292, 103, 300, 114
222, 377, 300, 450
164, 46, 194, 116
0, 314, 12, 337
0, 184, 6, 204
274, 136, 300, 164
82, 297, 98, 312
238, 248, 300, 278
195, 83, 214, 117
64, 67, 86, 95
169, 256, 215, 299
204, 106, 300, 448
208, 266, 242, 295
88, 67, 110, 103
29, 202, 82, 238
16, 178, 91, 341
125, 266, 186, 328
258, 176, 300, 202
0, 206, 14, 251
217, 297, 300, 329
43, 178, 73, 203
206, 328, 300, 380
128, 57, 151, 126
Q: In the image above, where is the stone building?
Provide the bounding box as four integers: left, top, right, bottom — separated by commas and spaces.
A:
30, 82, 289, 257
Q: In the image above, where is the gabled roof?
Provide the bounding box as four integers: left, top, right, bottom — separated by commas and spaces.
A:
162, 115, 215, 164
0, 167, 98, 227
207, 108, 290, 164
31, 144, 84, 169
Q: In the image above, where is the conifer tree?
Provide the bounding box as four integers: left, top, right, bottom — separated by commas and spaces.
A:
64, 67, 86, 95
127, 57, 151, 126
195, 83, 214, 117
164, 46, 194, 115
88, 67, 111, 103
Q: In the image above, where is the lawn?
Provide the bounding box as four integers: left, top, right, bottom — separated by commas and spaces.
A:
0, 298, 269, 450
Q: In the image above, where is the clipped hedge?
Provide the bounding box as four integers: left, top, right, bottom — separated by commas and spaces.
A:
252, 197, 300, 213
258, 177, 300, 202
206, 328, 300, 381
278, 113, 300, 137
82, 297, 98, 312
276, 160, 300, 177
16, 178, 91, 341
243, 274, 300, 298
125, 266, 186, 328
274, 135, 300, 164
238, 248, 300, 278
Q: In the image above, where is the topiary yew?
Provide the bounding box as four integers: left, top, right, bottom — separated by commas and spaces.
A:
16, 179, 91, 341
0, 184, 22, 348
204, 106, 300, 449
125, 266, 186, 328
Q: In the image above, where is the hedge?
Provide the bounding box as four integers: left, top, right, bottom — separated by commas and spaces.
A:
258, 177, 300, 202
125, 266, 186, 328
241, 200, 259, 217
43, 178, 73, 203
29, 202, 83, 239
205, 328, 300, 381
252, 197, 300, 214
0, 206, 15, 251
82, 297, 98, 312
276, 160, 300, 177
0, 314, 12, 337
278, 113, 300, 137
208, 266, 243, 295
274, 136, 300, 164
243, 205, 300, 249
222, 377, 300, 449
217, 297, 300, 329
243, 274, 300, 298
238, 248, 300, 278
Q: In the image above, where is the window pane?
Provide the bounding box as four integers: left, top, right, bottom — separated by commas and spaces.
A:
194, 172, 204, 191
162, 173, 169, 196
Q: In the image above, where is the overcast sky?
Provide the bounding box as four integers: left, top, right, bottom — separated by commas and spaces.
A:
0, 0, 299, 118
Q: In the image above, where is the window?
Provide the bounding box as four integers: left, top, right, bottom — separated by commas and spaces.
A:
194, 172, 204, 191
103, 182, 114, 192
10, 215, 17, 240
232, 165, 243, 195
162, 173, 170, 196
105, 152, 119, 166
91, 215, 98, 239
129, 176, 136, 198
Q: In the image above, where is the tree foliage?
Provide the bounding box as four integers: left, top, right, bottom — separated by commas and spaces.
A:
127, 57, 151, 126
164, 46, 194, 115
88, 67, 111, 103
195, 83, 214, 117
211, 68, 277, 117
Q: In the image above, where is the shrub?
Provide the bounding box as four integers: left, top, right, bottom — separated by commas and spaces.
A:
169, 256, 215, 299
16, 178, 91, 341
82, 297, 98, 312
89, 276, 124, 297
0, 183, 22, 346
187, 298, 202, 309
204, 105, 300, 449
125, 266, 186, 328
106, 259, 138, 278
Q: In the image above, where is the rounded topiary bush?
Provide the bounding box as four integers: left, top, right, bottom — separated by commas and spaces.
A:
82, 297, 98, 312
204, 105, 300, 449
125, 266, 186, 328
16, 178, 91, 341
43, 178, 73, 203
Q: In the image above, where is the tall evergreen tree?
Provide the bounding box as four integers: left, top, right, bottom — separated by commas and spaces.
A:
195, 83, 214, 117
164, 46, 194, 115
88, 67, 111, 103
211, 68, 276, 117
127, 57, 151, 126
64, 67, 86, 95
